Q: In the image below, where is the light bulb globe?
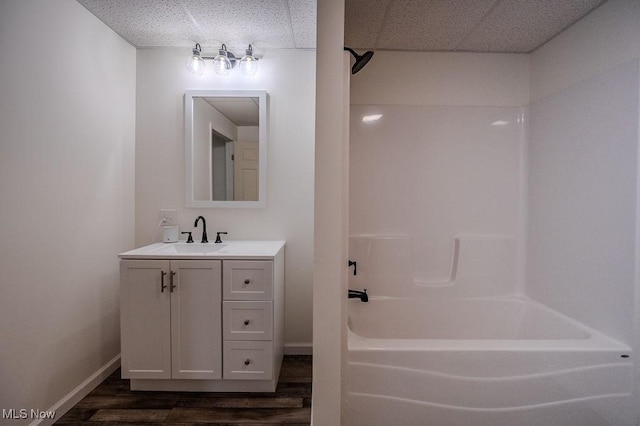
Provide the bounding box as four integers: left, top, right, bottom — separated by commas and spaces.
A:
239, 55, 258, 76
213, 54, 232, 75
186, 47, 205, 75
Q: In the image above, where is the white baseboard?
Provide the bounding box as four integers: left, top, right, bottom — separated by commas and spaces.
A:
284, 342, 312, 355
30, 354, 121, 426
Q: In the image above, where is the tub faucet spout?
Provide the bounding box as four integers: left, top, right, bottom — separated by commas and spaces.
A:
348, 289, 368, 302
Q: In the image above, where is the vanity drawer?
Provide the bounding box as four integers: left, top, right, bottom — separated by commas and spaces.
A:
223, 301, 273, 341
223, 261, 273, 300
223, 341, 273, 380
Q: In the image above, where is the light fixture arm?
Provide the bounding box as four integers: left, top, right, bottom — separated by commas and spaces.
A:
201, 55, 238, 65
201, 44, 238, 68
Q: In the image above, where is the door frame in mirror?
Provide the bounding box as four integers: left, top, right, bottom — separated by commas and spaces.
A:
185, 89, 268, 208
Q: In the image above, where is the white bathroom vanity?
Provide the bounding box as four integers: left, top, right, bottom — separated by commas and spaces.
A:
118, 240, 285, 392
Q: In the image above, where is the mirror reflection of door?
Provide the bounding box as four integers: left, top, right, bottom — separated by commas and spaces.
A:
233, 140, 258, 201
192, 96, 260, 202
211, 130, 232, 201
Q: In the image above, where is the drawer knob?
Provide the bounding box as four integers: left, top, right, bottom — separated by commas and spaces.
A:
243, 319, 251, 326
244, 358, 251, 366
244, 279, 251, 284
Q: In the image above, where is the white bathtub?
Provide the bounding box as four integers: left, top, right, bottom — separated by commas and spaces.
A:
347, 297, 635, 426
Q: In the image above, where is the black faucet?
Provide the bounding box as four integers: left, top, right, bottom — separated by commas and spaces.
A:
194, 216, 208, 243
348, 289, 368, 302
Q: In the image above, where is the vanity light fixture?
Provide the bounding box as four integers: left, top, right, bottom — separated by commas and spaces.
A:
212, 44, 234, 75
185, 43, 206, 75
186, 43, 260, 76
239, 45, 259, 76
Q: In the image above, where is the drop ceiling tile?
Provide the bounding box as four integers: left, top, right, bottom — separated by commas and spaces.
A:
457, 0, 606, 53
344, 0, 392, 50
376, 0, 498, 51
288, 0, 317, 49
78, 0, 607, 54
78, 0, 301, 49
184, 0, 295, 50
78, 0, 196, 47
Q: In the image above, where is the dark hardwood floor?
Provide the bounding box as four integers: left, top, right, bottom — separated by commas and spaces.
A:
56, 355, 312, 425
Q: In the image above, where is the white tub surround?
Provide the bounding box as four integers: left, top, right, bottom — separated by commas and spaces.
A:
349, 235, 516, 297
119, 240, 285, 392
347, 297, 633, 426
349, 104, 525, 285
348, 297, 627, 347
345, 236, 635, 425
345, 3, 640, 425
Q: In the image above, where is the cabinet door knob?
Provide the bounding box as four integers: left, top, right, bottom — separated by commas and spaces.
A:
244, 279, 251, 284
244, 358, 251, 366
243, 319, 251, 326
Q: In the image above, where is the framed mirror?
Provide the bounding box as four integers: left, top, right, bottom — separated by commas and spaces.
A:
185, 90, 268, 208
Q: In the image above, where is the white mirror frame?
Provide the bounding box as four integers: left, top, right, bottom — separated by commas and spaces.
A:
185, 89, 268, 208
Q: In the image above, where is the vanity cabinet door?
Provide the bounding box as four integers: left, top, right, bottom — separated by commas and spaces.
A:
120, 259, 223, 381
170, 260, 222, 380
120, 260, 171, 379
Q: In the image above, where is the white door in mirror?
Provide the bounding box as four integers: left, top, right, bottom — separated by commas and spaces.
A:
234, 141, 259, 201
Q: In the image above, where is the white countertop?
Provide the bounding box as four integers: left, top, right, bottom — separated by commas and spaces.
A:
119, 240, 285, 260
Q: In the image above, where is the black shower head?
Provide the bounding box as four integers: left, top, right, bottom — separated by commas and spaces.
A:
344, 47, 374, 74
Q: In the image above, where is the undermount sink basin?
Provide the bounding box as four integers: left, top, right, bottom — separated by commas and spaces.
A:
152, 243, 228, 254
